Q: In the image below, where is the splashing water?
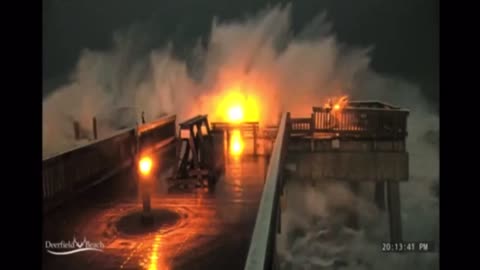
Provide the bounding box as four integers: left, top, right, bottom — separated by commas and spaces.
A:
43, 4, 438, 269
43, 4, 375, 157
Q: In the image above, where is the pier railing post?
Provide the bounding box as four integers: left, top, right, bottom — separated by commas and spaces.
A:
253, 124, 258, 156
73, 121, 80, 140
92, 117, 98, 139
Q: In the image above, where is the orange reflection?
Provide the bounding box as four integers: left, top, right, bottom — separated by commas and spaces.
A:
229, 129, 244, 156
147, 234, 169, 270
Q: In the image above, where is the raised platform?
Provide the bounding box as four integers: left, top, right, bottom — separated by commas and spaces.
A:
288, 151, 408, 182
289, 134, 406, 153
287, 136, 408, 182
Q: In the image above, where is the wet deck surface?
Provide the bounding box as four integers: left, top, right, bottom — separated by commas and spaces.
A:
43, 155, 267, 270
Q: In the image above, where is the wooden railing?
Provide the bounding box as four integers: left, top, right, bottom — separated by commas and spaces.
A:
244, 112, 290, 270
290, 105, 409, 139
42, 129, 136, 201
138, 115, 176, 154
211, 121, 260, 155
289, 116, 313, 136
313, 106, 408, 138
42, 115, 176, 213
211, 121, 259, 136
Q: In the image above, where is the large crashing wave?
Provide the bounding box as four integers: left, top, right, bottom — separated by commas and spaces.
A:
43, 5, 438, 268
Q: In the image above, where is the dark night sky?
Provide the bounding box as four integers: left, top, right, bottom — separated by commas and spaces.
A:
42, 0, 438, 108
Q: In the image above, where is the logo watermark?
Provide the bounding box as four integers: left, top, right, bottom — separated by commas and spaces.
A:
45, 237, 105, 255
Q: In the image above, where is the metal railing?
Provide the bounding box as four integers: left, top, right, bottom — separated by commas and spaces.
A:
42, 115, 176, 213
244, 112, 290, 270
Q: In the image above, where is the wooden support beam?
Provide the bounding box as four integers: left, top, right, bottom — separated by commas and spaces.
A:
73, 121, 80, 140
226, 129, 230, 154
374, 182, 386, 210
387, 181, 402, 242
170, 115, 218, 188
253, 125, 257, 156
204, 117, 212, 136
278, 205, 282, 236
92, 117, 98, 140
346, 182, 360, 230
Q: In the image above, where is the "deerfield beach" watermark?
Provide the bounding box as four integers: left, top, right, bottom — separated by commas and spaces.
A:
45, 237, 105, 255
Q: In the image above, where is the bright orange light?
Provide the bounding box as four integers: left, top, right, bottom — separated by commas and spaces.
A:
326, 95, 349, 111
232, 140, 243, 154
216, 86, 259, 123
228, 105, 244, 122
230, 129, 244, 156
139, 156, 153, 176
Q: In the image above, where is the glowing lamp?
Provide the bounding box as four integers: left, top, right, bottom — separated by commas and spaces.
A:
228, 105, 244, 123
138, 156, 153, 176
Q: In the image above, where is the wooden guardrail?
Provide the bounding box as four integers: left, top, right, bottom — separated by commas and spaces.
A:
211, 121, 260, 155
290, 103, 409, 139
42, 115, 176, 213
244, 112, 290, 270
312, 106, 408, 138
289, 115, 313, 136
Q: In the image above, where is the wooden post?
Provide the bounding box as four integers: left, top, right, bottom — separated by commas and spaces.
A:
347, 183, 360, 230
226, 129, 230, 158
387, 181, 402, 242
92, 117, 98, 139
141, 185, 153, 225
277, 202, 281, 234
374, 182, 386, 210
142, 190, 151, 213
73, 121, 80, 140
253, 124, 258, 156
311, 113, 315, 134
310, 113, 315, 152
204, 117, 212, 138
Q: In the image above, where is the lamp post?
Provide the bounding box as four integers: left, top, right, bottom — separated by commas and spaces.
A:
138, 155, 154, 225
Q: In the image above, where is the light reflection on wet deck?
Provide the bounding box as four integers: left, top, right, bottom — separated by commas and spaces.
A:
43, 154, 267, 270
